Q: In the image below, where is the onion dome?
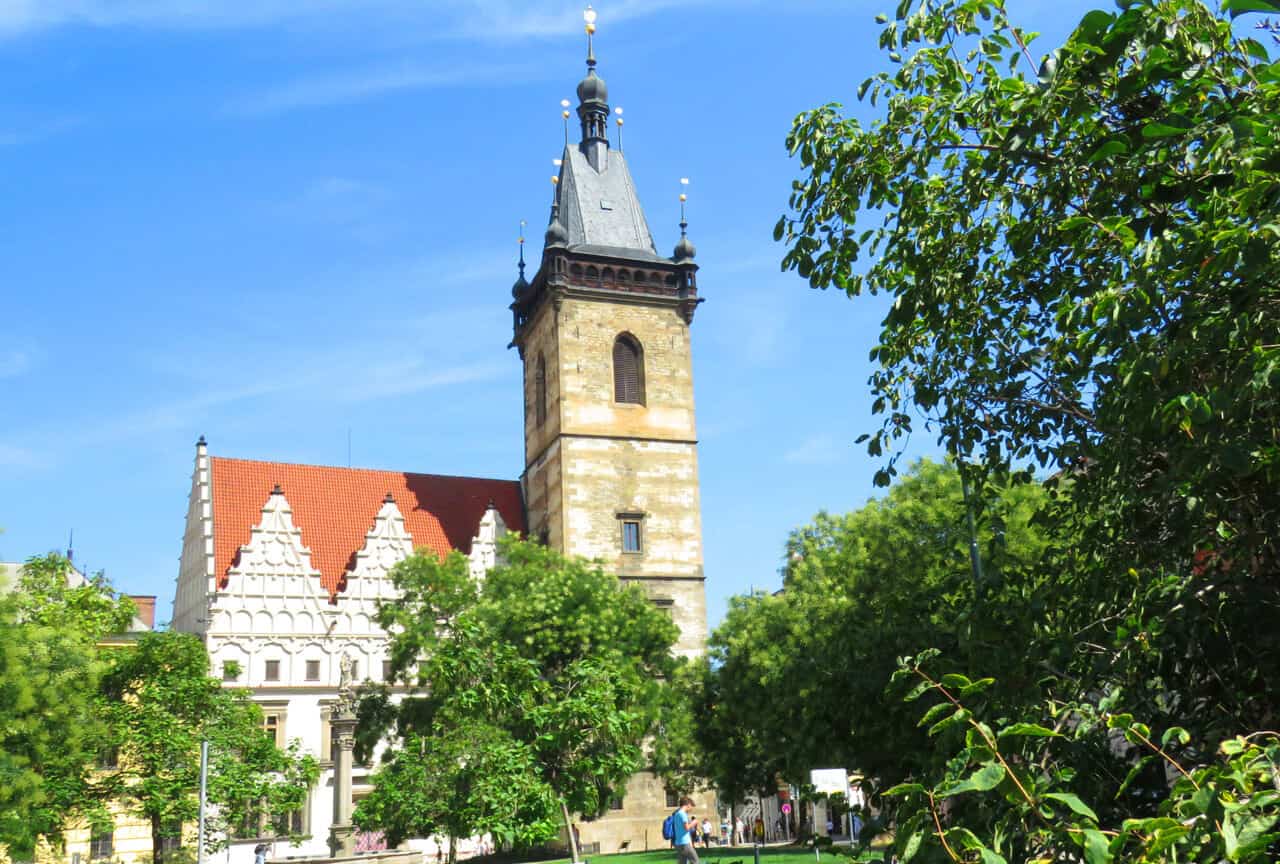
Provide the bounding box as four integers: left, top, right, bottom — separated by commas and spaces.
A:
577, 68, 608, 105
511, 269, 529, 298
673, 222, 696, 263
545, 203, 568, 248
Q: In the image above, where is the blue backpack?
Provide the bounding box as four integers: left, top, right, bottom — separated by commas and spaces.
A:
662, 812, 676, 841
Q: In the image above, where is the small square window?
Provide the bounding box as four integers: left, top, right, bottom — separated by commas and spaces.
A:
89, 826, 114, 860
609, 794, 625, 810
264, 659, 280, 682
653, 598, 674, 618
263, 714, 283, 747
382, 660, 394, 682
305, 660, 320, 682
620, 519, 642, 554
665, 789, 679, 808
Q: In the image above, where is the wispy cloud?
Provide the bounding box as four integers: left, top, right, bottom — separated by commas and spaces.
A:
228, 60, 527, 115
0, 443, 47, 469
0, 114, 84, 148
0, 0, 735, 40
783, 434, 848, 465
0, 350, 31, 379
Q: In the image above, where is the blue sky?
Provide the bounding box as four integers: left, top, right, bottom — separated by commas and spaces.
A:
0, 0, 1104, 627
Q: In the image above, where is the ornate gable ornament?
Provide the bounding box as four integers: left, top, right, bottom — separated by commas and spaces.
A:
468, 501, 508, 581
225, 485, 327, 596
344, 494, 415, 593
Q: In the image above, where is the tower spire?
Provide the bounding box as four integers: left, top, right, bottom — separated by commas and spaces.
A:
511, 219, 530, 298
576, 5, 609, 170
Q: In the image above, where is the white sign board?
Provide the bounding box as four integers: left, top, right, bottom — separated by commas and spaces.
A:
809, 768, 848, 795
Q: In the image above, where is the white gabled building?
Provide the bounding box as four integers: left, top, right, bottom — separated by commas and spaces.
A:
173, 438, 517, 862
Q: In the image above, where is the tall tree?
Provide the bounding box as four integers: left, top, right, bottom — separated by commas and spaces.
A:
97, 631, 318, 863
777, 0, 1280, 749
0, 554, 134, 858
357, 537, 679, 863
698, 461, 1051, 790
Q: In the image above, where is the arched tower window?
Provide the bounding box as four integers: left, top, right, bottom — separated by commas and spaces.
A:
535, 354, 548, 425
612, 334, 644, 405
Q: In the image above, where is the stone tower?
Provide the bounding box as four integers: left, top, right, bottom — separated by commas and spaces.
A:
510, 32, 706, 661
509, 24, 711, 850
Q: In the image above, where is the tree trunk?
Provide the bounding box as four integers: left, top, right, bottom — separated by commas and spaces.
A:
151, 813, 164, 864
560, 799, 580, 864
730, 802, 737, 846
448, 835, 457, 864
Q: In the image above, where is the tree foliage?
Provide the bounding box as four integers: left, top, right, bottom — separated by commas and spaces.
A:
0, 554, 134, 857
97, 631, 318, 863
758, 0, 1280, 860
777, 0, 1280, 745
356, 536, 679, 862
697, 460, 1051, 793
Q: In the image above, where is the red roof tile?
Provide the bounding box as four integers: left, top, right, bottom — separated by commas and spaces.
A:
210, 457, 524, 600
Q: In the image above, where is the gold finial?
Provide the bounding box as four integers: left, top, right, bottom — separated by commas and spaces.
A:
679, 177, 690, 222
584, 5, 597, 34
561, 98, 571, 145
551, 176, 559, 185
519, 219, 526, 244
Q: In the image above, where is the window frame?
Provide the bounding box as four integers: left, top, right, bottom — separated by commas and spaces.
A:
611, 333, 645, 406
618, 511, 645, 555
89, 824, 114, 861
305, 659, 321, 682
535, 353, 548, 426
264, 659, 281, 682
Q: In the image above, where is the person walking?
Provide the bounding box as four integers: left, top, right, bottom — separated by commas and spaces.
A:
673, 797, 700, 864
253, 844, 269, 864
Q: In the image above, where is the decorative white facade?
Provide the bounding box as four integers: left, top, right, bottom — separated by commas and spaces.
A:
173, 440, 511, 863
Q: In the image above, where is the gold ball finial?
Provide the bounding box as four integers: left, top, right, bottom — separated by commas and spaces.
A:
584, 5, 597, 33
679, 193, 687, 202
551, 176, 560, 185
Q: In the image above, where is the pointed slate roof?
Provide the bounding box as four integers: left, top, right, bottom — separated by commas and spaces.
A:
555, 145, 663, 261
210, 457, 524, 597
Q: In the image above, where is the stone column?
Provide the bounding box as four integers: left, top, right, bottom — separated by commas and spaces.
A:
329, 655, 359, 858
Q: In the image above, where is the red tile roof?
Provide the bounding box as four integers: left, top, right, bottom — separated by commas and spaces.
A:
210, 457, 524, 600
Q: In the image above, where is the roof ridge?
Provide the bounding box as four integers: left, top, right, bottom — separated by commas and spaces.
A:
208, 455, 515, 485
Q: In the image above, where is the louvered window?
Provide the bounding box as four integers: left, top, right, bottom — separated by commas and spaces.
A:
536, 354, 548, 425
613, 334, 644, 404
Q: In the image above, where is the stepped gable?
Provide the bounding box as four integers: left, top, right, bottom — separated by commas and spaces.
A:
210, 457, 524, 597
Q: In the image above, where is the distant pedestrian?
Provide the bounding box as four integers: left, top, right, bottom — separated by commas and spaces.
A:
701, 818, 713, 848
673, 796, 700, 864
753, 817, 764, 843
253, 844, 269, 864
734, 817, 745, 845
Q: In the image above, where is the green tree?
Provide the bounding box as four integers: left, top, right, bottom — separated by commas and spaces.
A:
0, 554, 134, 857
97, 631, 318, 863
358, 537, 679, 863
778, 0, 1280, 753
698, 461, 1050, 791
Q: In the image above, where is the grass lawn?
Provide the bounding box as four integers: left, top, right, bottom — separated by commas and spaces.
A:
531, 845, 887, 864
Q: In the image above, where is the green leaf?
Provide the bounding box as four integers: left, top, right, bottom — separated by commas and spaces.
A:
884, 782, 926, 797
1088, 140, 1128, 163
998, 723, 1059, 738
1083, 828, 1112, 864
938, 761, 1005, 797
1141, 121, 1190, 138
1044, 792, 1098, 822
901, 831, 922, 863
978, 847, 1008, 864
1221, 0, 1280, 17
